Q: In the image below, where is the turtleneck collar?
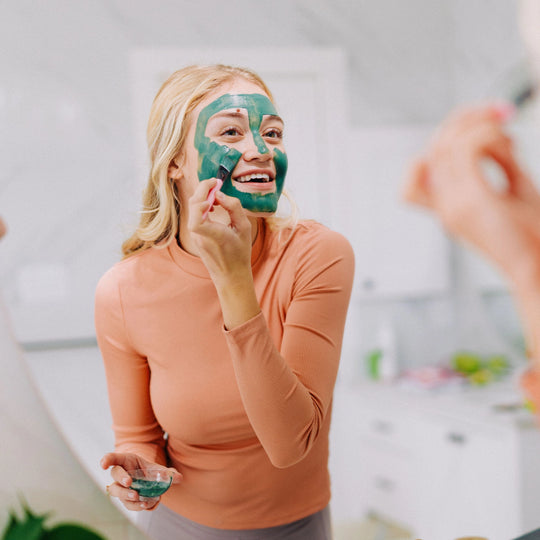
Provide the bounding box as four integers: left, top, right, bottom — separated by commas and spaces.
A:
167, 218, 266, 278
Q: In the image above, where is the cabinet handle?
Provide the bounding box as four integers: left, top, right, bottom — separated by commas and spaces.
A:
447, 432, 467, 445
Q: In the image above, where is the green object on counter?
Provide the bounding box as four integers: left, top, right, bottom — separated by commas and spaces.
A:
468, 368, 494, 386
524, 399, 536, 413
451, 351, 510, 386
452, 351, 483, 375
485, 354, 510, 376
366, 349, 383, 380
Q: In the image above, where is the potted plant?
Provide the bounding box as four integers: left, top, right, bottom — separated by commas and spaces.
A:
2, 500, 107, 540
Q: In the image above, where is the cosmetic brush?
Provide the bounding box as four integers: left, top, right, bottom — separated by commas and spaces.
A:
201, 149, 237, 221
498, 60, 538, 111
511, 80, 537, 109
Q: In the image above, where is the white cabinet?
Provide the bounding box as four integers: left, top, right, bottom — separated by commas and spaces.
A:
330, 382, 540, 540
348, 409, 424, 529
413, 417, 520, 539
344, 126, 451, 299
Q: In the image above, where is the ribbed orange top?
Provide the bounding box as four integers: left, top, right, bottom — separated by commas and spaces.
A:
95, 220, 354, 529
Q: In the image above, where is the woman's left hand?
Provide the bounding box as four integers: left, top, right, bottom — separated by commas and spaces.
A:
404, 103, 540, 365
403, 103, 540, 284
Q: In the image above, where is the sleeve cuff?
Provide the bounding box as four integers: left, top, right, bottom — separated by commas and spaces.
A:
222, 310, 266, 339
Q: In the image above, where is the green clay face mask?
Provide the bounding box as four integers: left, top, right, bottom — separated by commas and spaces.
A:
194, 93, 288, 214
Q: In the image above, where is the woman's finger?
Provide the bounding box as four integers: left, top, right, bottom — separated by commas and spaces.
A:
100, 452, 140, 471
214, 191, 250, 232
107, 481, 137, 501
428, 120, 511, 194
402, 156, 433, 208
429, 110, 537, 206
188, 179, 227, 231
202, 179, 223, 221
166, 467, 183, 484
433, 102, 514, 144
191, 178, 221, 205
106, 482, 155, 511
110, 465, 132, 488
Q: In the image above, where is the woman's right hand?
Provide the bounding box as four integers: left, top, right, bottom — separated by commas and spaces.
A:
100, 452, 182, 511
187, 178, 261, 330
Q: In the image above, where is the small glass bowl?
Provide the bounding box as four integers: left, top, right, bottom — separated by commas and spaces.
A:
127, 468, 173, 501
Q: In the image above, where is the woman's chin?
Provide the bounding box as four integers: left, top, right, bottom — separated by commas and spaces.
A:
244, 209, 277, 218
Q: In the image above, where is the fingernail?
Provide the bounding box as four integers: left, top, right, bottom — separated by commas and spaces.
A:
140, 502, 147, 509
128, 491, 136, 500
122, 478, 130, 487
492, 102, 516, 122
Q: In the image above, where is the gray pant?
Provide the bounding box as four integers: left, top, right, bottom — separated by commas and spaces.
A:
137, 504, 333, 540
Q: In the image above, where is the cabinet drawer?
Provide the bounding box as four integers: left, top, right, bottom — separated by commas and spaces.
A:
359, 447, 419, 528
352, 407, 425, 454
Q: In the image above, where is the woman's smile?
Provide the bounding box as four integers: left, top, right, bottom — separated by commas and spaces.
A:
232, 168, 276, 192
232, 179, 276, 193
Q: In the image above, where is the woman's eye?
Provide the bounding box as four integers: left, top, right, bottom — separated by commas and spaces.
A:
220, 127, 241, 137
263, 128, 283, 140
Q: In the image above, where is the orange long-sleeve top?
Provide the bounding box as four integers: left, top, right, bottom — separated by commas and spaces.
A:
95, 219, 354, 529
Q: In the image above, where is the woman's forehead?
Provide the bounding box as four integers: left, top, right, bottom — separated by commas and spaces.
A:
194, 79, 272, 117
194, 93, 279, 138
207, 78, 269, 101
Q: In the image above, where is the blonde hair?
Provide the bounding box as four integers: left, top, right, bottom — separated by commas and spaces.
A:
122, 64, 297, 259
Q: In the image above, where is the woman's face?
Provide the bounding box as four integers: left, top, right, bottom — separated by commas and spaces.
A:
172, 78, 288, 215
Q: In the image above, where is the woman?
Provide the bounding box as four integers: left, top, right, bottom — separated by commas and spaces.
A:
96, 64, 354, 539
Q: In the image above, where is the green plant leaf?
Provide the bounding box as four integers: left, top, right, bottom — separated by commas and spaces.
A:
2, 499, 107, 540
44, 524, 107, 540
1, 513, 18, 540
2, 518, 46, 540
1, 504, 48, 540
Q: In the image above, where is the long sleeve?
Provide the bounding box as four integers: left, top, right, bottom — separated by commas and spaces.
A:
95, 268, 167, 466
223, 229, 354, 468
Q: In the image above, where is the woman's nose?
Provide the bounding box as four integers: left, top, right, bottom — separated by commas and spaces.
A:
242, 132, 272, 161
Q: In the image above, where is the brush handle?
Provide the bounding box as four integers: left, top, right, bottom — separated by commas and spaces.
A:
202, 178, 224, 221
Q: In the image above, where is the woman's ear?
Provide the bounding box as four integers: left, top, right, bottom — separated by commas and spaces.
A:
168, 156, 184, 181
